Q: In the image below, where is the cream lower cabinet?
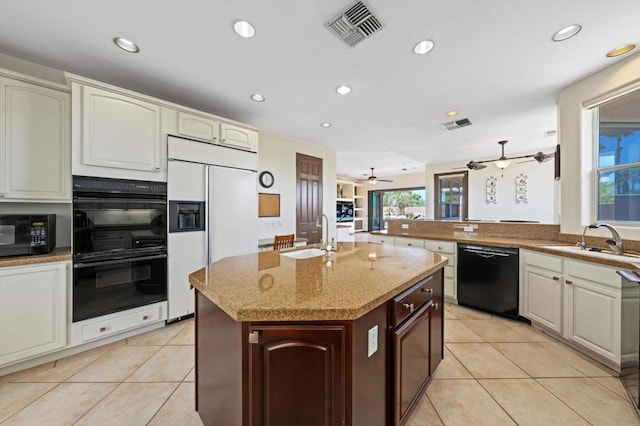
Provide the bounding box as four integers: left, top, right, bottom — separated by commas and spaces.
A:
425, 240, 457, 302
521, 250, 563, 334
371, 234, 393, 245
0, 75, 70, 201
521, 250, 639, 370
0, 262, 68, 367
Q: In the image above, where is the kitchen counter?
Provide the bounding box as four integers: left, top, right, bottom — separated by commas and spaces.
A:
0, 247, 72, 268
373, 230, 640, 271
189, 241, 448, 321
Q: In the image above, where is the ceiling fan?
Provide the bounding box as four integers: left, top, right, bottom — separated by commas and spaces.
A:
455, 140, 555, 171
367, 167, 393, 184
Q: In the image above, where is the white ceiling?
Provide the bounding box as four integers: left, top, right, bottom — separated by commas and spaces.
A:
1, 0, 639, 179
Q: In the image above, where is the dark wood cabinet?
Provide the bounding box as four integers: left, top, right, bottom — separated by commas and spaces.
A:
430, 269, 444, 375
247, 325, 346, 426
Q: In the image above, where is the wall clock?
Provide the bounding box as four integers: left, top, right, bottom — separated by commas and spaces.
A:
259, 171, 274, 188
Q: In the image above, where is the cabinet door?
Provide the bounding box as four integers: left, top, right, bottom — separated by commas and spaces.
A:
395, 237, 425, 249
81, 85, 161, 172
0, 77, 70, 200
371, 234, 393, 245
393, 302, 432, 425
0, 262, 67, 366
565, 278, 620, 362
522, 265, 563, 333
430, 271, 444, 375
177, 111, 219, 142
219, 123, 258, 152
248, 325, 345, 426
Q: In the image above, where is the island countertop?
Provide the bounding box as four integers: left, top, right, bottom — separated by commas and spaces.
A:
189, 241, 448, 322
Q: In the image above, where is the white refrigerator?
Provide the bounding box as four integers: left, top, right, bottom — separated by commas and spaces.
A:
167, 136, 257, 320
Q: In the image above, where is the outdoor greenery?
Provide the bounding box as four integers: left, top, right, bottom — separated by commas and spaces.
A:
383, 190, 425, 216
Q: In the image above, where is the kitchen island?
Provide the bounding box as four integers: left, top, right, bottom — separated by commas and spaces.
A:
189, 242, 448, 426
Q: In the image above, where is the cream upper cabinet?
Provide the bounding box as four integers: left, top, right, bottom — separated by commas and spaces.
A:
521, 250, 564, 334
0, 262, 68, 367
219, 123, 258, 152
175, 111, 258, 152
0, 76, 70, 201
76, 84, 161, 175
177, 111, 219, 142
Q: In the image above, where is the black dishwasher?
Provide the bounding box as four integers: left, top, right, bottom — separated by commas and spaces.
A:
457, 244, 519, 319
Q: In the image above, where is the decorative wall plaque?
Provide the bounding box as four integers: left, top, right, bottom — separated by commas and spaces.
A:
486, 176, 497, 204
515, 174, 528, 204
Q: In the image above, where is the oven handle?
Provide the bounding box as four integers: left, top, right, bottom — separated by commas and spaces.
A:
74, 253, 167, 269
73, 198, 166, 204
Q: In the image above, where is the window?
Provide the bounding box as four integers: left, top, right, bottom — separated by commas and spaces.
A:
368, 188, 426, 231
595, 91, 640, 222
434, 172, 468, 221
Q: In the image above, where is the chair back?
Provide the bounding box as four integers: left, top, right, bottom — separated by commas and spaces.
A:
273, 234, 295, 250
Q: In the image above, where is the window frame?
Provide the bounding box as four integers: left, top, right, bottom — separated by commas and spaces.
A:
592, 109, 640, 226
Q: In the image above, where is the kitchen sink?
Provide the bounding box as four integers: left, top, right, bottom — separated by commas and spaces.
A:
279, 248, 326, 259
541, 245, 640, 262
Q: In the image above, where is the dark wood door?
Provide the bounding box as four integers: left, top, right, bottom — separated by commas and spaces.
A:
393, 302, 432, 426
430, 269, 444, 374
296, 153, 323, 244
248, 325, 345, 426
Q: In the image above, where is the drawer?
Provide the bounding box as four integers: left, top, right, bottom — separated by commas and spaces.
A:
82, 306, 162, 342
371, 234, 393, 245
524, 250, 563, 273
392, 276, 434, 326
426, 240, 455, 254
395, 237, 425, 249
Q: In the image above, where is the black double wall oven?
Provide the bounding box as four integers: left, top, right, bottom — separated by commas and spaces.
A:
72, 176, 167, 322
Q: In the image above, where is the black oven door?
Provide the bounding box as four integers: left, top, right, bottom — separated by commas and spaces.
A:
73, 199, 166, 258
73, 253, 167, 322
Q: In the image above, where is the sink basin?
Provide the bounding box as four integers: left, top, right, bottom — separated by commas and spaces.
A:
280, 248, 326, 259
541, 245, 640, 262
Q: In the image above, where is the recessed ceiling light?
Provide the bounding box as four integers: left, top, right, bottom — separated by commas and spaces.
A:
413, 40, 435, 55
233, 20, 256, 38
606, 44, 636, 57
250, 94, 265, 102
113, 37, 139, 53
551, 24, 582, 42
336, 85, 351, 95
320, 122, 332, 128
446, 110, 459, 117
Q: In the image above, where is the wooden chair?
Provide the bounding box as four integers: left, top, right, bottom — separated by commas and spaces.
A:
273, 234, 295, 250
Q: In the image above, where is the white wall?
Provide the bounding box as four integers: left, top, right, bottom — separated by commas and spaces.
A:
425, 155, 557, 223
558, 51, 640, 240
257, 131, 337, 241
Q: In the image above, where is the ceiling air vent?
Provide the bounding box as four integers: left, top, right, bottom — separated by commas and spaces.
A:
327, 1, 383, 47
441, 118, 472, 131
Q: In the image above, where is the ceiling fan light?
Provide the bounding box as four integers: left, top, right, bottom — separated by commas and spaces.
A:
494, 159, 511, 169
369, 178, 377, 184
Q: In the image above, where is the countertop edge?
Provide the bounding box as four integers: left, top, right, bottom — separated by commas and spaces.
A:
0, 248, 72, 268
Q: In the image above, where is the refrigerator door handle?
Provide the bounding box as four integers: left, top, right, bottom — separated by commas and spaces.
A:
205, 166, 210, 265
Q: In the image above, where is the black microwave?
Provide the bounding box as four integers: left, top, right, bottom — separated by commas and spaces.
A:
0, 214, 56, 258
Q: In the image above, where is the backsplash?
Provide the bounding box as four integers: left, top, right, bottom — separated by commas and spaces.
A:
386, 220, 559, 241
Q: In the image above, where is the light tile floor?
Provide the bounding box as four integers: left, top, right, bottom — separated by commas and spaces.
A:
1, 305, 639, 425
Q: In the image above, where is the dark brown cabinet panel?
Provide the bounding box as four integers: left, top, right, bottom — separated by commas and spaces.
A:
430, 269, 444, 374
392, 302, 432, 425
248, 325, 346, 426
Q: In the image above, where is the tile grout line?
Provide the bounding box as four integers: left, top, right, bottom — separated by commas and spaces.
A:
533, 377, 597, 425
0, 382, 64, 424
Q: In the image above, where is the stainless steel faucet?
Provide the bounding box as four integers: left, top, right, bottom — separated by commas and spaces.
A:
578, 222, 624, 255
315, 213, 333, 251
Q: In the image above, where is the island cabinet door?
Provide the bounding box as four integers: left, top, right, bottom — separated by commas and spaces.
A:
247, 325, 346, 426
430, 270, 444, 375
392, 302, 432, 426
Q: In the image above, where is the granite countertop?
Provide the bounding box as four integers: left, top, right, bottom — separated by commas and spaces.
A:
373, 231, 640, 271
0, 247, 72, 268
189, 242, 448, 322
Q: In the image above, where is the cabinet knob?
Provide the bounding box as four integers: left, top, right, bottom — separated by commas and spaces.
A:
99, 327, 107, 332
438, 246, 443, 250
0, 193, 4, 198
552, 276, 560, 281
142, 315, 149, 320
421, 287, 433, 294
565, 280, 573, 285
434, 302, 439, 311
402, 303, 415, 313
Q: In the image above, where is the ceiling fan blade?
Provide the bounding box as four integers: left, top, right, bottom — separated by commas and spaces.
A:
378, 179, 394, 182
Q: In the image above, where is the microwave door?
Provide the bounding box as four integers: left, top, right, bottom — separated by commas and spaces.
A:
0, 222, 31, 257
